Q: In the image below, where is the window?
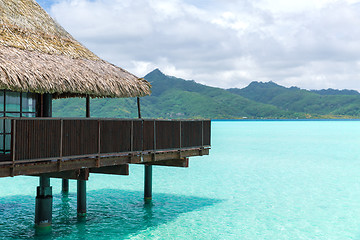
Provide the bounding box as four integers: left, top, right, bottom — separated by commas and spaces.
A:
0, 90, 37, 154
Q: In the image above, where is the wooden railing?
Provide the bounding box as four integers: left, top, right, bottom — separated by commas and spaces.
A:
8, 118, 210, 163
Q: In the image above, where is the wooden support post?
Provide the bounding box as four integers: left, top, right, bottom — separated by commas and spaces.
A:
62, 179, 69, 192
77, 179, 86, 217
144, 165, 152, 201
137, 97, 141, 119
75, 96, 90, 216
35, 95, 53, 231
42, 94, 52, 117
35, 175, 52, 231
86, 96, 90, 118
138, 97, 152, 201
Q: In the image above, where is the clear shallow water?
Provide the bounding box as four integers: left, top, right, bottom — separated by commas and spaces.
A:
1, 121, 360, 239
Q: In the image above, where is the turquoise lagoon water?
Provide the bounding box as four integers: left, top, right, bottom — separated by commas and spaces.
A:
1, 121, 360, 239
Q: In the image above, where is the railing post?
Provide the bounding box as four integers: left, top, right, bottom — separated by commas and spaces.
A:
141, 119, 144, 151
131, 120, 133, 152
153, 121, 156, 150
97, 120, 101, 166
201, 120, 204, 147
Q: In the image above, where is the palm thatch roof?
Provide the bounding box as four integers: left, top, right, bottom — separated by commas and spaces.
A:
0, 0, 151, 98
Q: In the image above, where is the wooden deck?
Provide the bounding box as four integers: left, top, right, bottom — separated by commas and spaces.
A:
0, 118, 210, 178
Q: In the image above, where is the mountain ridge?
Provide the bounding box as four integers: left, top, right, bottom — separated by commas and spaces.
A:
52, 69, 360, 119
226, 80, 360, 117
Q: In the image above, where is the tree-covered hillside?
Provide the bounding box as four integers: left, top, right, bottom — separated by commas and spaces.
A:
53, 69, 360, 119
227, 81, 360, 117
53, 69, 304, 119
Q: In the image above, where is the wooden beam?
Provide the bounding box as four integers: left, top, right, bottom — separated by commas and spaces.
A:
142, 158, 189, 168
31, 168, 89, 180
138, 148, 209, 163
90, 164, 129, 175
0, 155, 130, 177
0, 148, 208, 178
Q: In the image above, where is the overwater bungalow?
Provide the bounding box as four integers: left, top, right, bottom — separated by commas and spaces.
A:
0, 0, 210, 229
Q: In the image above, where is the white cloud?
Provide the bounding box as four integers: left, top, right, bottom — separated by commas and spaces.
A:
48, 0, 360, 90
211, 12, 249, 31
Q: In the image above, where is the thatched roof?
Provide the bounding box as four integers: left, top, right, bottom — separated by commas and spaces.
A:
0, 0, 151, 98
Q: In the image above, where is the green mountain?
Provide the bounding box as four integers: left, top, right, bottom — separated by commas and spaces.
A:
53, 69, 304, 119
227, 81, 360, 117
53, 69, 360, 119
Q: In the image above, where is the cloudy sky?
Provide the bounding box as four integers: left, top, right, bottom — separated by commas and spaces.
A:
36, 0, 360, 90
